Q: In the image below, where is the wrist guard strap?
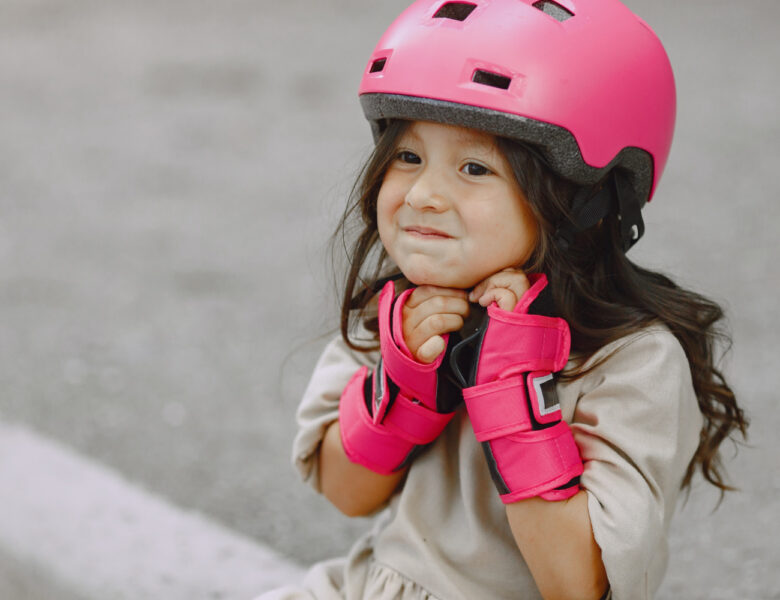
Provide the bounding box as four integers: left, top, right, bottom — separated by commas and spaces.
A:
463, 373, 582, 503
339, 365, 453, 475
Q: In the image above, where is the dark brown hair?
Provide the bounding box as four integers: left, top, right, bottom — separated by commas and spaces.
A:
331, 119, 748, 495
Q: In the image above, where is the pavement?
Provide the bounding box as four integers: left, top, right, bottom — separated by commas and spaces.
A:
0, 422, 303, 599
0, 0, 778, 598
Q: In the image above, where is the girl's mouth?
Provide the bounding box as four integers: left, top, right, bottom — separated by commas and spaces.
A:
403, 226, 452, 239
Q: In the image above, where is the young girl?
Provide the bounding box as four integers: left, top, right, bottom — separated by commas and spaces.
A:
262, 1, 747, 598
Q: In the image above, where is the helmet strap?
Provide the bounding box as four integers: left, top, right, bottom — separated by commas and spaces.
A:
614, 170, 645, 252
553, 181, 615, 251
553, 170, 644, 252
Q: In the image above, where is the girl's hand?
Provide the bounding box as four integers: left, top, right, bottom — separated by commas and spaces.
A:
468, 268, 531, 312
402, 286, 470, 364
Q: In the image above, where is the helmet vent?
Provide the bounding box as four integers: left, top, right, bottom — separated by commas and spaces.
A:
370, 58, 387, 73
433, 2, 477, 21
532, 1, 574, 22
472, 69, 511, 90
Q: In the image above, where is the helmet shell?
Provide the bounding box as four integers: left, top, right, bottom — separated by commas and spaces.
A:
359, 0, 676, 204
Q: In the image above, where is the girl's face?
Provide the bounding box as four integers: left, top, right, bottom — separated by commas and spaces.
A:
377, 121, 538, 289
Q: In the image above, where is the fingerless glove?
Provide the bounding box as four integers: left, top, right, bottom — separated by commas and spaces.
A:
451, 274, 583, 503
339, 280, 459, 475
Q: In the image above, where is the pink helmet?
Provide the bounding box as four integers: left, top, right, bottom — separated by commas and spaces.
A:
359, 0, 676, 247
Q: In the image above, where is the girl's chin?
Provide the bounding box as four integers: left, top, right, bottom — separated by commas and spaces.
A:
401, 269, 477, 290
395, 257, 489, 289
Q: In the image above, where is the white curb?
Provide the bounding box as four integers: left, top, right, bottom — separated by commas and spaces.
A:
0, 422, 303, 600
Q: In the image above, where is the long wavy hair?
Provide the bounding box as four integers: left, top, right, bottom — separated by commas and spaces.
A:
331, 119, 748, 495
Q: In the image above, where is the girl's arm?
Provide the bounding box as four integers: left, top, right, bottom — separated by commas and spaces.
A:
469, 270, 607, 597
506, 492, 608, 600
319, 420, 406, 517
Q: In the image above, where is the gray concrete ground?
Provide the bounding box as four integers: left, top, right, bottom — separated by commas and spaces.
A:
0, 0, 778, 597
0, 422, 303, 599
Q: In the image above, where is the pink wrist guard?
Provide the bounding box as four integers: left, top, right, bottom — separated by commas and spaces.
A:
339, 280, 456, 475
453, 274, 583, 503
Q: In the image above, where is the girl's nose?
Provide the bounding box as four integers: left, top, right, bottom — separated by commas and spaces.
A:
404, 169, 449, 212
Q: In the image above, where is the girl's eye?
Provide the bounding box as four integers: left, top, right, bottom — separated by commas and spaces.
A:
462, 162, 492, 176
397, 150, 421, 164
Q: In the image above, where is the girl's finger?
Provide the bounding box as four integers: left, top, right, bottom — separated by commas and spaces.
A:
481, 269, 528, 294
403, 294, 470, 334
405, 312, 465, 358
416, 335, 447, 364
414, 312, 465, 342
468, 271, 506, 302
470, 269, 529, 304
405, 285, 468, 309
478, 287, 517, 311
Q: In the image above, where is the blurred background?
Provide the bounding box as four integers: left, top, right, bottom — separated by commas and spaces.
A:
0, 0, 777, 597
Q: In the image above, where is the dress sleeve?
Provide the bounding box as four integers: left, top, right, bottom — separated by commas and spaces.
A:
570, 327, 704, 600
292, 334, 378, 493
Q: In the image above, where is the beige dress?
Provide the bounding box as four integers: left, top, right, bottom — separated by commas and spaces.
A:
260, 325, 703, 600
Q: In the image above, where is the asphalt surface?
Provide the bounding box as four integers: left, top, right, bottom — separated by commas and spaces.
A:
0, 0, 778, 597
